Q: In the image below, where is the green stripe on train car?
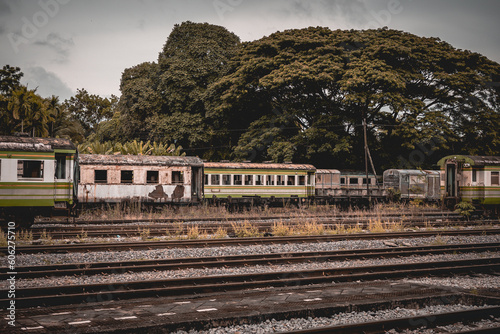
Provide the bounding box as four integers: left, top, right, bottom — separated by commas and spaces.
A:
0, 199, 55, 206
0, 151, 55, 159
206, 194, 309, 198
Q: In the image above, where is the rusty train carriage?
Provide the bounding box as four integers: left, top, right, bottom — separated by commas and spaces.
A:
315, 169, 385, 203
78, 154, 204, 204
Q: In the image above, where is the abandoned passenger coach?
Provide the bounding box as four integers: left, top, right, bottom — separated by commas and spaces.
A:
78, 154, 204, 205
203, 162, 316, 206
438, 155, 500, 213
0, 135, 78, 227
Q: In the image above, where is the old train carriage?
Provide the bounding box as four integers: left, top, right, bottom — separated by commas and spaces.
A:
0, 135, 78, 227
438, 155, 500, 212
315, 169, 384, 203
78, 154, 204, 205
383, 169, 441, 201
203, 162, 316, 206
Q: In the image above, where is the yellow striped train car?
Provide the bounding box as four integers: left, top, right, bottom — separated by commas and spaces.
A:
203, 162, 316, 207
438, 155, 500, 215
0, 135, 78, 227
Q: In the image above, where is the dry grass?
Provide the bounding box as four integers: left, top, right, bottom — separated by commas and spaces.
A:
231, 221, 262, 238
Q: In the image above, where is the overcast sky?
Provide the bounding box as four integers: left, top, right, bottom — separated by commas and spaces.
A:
1, 0, 499, 101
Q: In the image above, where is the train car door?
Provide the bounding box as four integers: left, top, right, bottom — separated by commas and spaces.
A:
191, 166, 203, 202
445, 162, 457, 197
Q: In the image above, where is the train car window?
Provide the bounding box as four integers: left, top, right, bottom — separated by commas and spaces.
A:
211, 174, 220, 185
204, 174, 209, 185
233, 174, 242, 185
362, 178, 371, 185
349, 178, 359, 185
277, 175, 284, 185
18, 160, 44, 179
0, 160, 2, 180
472, 169, 477, 182
94, 170, 107, 183
255, 175, 263, 185
492, 172, 500, 185
266, 175, 274, 185
340, 177, 345, 185
222, 174, 231, 185
147, 171, 159, 184
287, 176, 295, 186
298, 175, 305, 185
55, 154, 67, 179
121, 170, 133, 183
245, 175, 253, 185
172, 171, 184, 184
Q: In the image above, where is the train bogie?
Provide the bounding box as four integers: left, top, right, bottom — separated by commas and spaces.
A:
0, 135, 78, 227
78, 154, 204, 205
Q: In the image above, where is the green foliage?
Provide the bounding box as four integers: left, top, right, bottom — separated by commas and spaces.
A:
454, 201, 476, 220
78, 140, 185, 156
2, 23, 499, 166
64, 88, 117, 138
205, 27, 500, 167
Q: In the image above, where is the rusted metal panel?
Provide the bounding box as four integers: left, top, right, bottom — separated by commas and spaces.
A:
79, 154, 203, 167
0, 135, 76, 152
437, 155, 500, 167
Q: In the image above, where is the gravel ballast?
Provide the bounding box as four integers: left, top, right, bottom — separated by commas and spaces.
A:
2, 235, 500, 289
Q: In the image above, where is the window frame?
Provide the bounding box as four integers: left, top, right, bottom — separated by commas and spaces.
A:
147, 170, 159, 184
18, 160, 44, 179
94, 169, 108, 184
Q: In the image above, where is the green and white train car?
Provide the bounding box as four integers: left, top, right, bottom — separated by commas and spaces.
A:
203, 162, 316, 206
438, 155, 500, 213
0, 136, 78, 227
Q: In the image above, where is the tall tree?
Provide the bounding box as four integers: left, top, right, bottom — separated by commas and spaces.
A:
151, 21, 240, 157
206, 27, 500, 167
116, 61, 161, 141
65, 88, 117, 138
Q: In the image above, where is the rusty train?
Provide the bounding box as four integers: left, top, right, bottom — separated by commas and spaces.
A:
1, 136, 499, 226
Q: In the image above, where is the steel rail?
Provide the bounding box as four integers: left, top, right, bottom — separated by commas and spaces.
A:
4, 242, 500, 279
3, 256, 500, 308
10, 228, 500, 254
277, 305, 500, 334
27, 217, 483, 239
33, 210, 462, 225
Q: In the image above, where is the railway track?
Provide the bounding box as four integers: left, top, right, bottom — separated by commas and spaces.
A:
28, 218, 495, 239
282, 306, 500, 333
4, 255, 500, 308
5, 242, 499, 280
35, 209, 461, 225
10, 228, 500, 254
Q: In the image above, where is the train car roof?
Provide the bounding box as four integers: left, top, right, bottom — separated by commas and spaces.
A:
437, 155, 500, 167
204, 162, 316, 171
383, 169, 440, 175
0, 135, 76, 152
79, 154, 203, 167
316, 169, 341, 174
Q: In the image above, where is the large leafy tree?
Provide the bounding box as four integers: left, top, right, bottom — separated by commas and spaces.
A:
115, 22, 240, 159
65, 88, 118, 138
206, 27, 500, 168
116, 61, 161, 141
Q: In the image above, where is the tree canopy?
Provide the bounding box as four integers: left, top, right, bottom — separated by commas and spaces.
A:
3, 23, 499, 167
205, 27, 500, 168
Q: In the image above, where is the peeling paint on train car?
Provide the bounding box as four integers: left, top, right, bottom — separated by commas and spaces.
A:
78, 154, 203, 204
